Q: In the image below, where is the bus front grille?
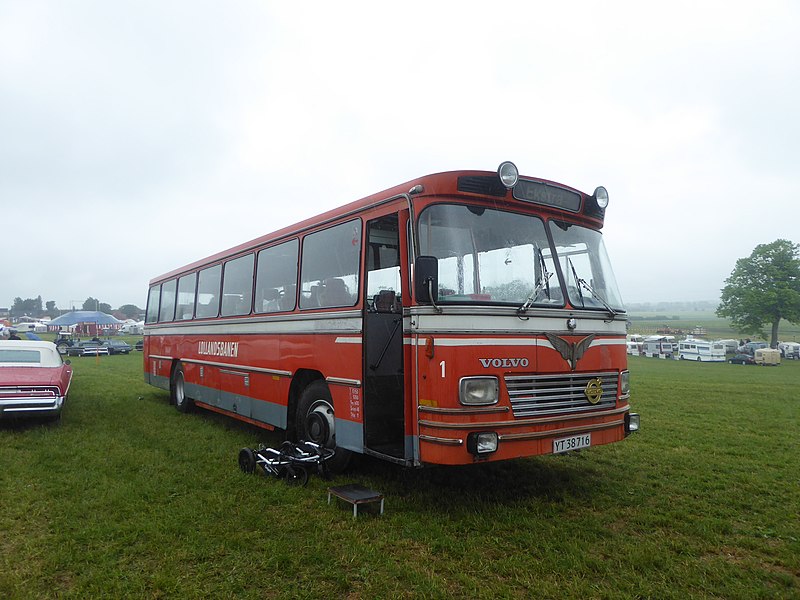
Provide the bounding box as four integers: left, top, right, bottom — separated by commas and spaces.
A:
505, 372, 618, 418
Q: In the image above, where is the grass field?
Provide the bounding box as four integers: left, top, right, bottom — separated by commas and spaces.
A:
2, 350, 799, 598
627, 312, 800, 343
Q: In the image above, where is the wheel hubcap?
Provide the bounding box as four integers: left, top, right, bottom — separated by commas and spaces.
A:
306, 401, 335, 447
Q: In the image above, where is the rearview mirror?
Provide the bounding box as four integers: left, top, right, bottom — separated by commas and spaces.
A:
414, 256, 438, 304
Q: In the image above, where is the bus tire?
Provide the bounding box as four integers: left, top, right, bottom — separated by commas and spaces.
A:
295, 380, 352, 473
171, 362, 193, 413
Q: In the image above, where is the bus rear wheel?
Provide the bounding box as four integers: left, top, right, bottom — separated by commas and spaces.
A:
295, 381, 352, 472
171, 362, 194, 413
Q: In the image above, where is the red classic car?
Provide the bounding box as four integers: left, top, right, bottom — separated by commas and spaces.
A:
0, 340, 73, 421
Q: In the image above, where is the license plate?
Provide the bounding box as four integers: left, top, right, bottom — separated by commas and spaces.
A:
553, 433, 591, 454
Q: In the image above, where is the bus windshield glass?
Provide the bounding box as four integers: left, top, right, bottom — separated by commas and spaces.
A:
417, 204, 562, 306
416, 204, 623, 311
549, 219, 624, 312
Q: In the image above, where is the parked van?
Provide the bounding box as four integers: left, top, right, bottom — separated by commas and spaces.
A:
678, 338, 726, 362
642, 335, 675, 359
717, 339, 739, 354
778, 342, 799, 360
754, 348, 781, 366
626, 334, 644, 355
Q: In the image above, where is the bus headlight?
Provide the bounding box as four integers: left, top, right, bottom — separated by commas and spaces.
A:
497, 161, 519, 189
459, 377, 499, 406
620, 370, 630, 397
467, 431, 498, 456
625, 412, 640, 435
594, 186, 609, 208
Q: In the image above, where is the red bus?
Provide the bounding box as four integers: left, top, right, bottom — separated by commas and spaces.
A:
144, 162, 639, 468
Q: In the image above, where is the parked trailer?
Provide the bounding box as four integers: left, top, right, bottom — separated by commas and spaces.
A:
626, 334, 644, 356
778, 342, 799, 360
754, 348, 781, 366
642, 335, 674, 359
678, 338, 726, 362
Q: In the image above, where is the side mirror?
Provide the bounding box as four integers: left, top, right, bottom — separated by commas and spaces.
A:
414, 256, 439, 304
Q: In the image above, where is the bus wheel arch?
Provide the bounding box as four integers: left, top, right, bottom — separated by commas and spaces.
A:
170, 361, 193, 413
287, 369, 324, 439
293, 377, 352, 472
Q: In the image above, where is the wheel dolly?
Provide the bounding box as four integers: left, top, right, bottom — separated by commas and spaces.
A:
238, 440, 334, 487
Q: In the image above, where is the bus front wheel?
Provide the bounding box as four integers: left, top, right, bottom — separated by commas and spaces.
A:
171, 362, 193, 413
295, 381, 351, 472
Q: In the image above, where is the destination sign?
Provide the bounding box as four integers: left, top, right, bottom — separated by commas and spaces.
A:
513, 180, 582, 212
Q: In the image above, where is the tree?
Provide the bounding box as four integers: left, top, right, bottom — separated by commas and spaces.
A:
82, 297, 107, 312
717, 239, 800, 348
11, 296, 43, 318
45, 300, 59, 318
118, 304, 142, 319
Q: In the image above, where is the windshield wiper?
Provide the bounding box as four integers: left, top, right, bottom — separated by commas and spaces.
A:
518, 247, 552, 313
567, 257, 619, 319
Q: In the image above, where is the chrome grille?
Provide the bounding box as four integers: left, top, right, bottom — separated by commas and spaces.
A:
505, 372, 618, 418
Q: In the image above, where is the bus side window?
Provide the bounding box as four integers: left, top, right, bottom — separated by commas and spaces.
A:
255, 239, 299, 313
196, 264, 222, 318
300, 219, 361, 310
158, 279, 177, 322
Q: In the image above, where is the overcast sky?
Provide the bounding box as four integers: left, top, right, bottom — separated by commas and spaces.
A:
2, 1, 798, 311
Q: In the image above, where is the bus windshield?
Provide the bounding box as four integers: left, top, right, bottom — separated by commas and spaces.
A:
416, 204, 623, 311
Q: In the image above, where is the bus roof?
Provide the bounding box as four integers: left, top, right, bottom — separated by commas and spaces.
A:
149, 168, 599, 285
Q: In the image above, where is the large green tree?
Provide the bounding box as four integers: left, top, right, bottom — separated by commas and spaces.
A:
11, 296, 43, 318
717, 239, 800, 348
117, 304, 142, 319
81, 297, 111, 313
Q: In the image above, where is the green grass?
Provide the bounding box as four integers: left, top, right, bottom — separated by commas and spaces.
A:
2, 353, 799, 598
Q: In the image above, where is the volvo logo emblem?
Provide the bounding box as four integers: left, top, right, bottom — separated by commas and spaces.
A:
567, 317, 577, 330
584, 377, 603, 404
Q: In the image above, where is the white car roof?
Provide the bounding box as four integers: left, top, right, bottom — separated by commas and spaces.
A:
0, 340, 63, 367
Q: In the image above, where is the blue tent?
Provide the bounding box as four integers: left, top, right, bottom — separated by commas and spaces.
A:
48, 311, 122, 326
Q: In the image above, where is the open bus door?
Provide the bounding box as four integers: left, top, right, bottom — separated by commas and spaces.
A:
362, 213, 406, 460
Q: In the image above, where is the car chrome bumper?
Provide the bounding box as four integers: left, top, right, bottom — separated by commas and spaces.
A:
0, 395, 65, 418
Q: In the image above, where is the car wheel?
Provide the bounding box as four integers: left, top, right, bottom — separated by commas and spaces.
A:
171, 362, 194, 413
295, 380, 351, 473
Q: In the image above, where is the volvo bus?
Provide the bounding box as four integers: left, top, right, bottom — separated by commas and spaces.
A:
144, 162, 639, 468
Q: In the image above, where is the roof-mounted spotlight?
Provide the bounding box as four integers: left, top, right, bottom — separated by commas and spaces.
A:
593, 186, 609, 209
497, 161, 519, 189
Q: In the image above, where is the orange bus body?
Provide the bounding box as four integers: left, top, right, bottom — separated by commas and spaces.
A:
144, 164, 637, 467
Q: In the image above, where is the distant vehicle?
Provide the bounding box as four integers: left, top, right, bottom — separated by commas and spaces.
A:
66, 341, 110, 357
729, 353, 755, 365
642, 335, 675, 359
134, 340, 143, 352
678, 338, 726, 362
740, 341, 768, 355
717, 339, 739, 354
102, 340, 131, 355
0, 340, 73, 421
754, 348, 781, 366
626, 334, 644, 355
778, 342, 799, 360
119, 321, 145, 335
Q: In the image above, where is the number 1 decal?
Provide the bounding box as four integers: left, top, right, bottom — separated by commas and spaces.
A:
440, 360, 446, 378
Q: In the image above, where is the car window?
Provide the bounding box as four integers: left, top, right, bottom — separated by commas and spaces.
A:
0, 349, 41, 364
